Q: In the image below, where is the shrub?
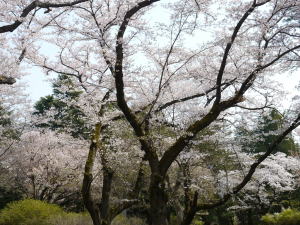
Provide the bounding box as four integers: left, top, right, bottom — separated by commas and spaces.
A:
261, 208, 300, 225
0, 199, 64, 225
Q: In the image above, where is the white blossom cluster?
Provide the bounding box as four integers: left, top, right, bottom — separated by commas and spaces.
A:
217, 152, 300, 207
2, 129, 89, 201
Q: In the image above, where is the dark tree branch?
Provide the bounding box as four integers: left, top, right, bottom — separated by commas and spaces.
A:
156, 79, 235, 112
158, 41, 300, 176
114, 0, 160, 169
0, 0, 88, 33
214, 0, 271, 105
236, 44, 300, 97
196, 113, 300, 211
157, 40, 300, 176
0, 76, 16, 85
158, 91, 247, 176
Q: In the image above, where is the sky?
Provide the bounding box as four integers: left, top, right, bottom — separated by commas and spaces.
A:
275, 71, 300, 108
21, 40, 61, 103
22, 67, 53, 103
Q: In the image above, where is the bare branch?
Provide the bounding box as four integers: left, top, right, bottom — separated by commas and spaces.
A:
237, 44, 300, 97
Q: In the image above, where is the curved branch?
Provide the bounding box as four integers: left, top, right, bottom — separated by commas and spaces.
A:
158, 41, 300, 176
237, 44, 300, 97
115, 0, 159, 134
214, 0, 271, 104
197, 113, 300, 211
0, 0, 88, 33
156, 80, 235, 112
114, 0, 160, 167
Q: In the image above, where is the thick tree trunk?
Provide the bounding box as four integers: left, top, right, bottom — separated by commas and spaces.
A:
149, 173, 170, 225
82, 123, 105, 225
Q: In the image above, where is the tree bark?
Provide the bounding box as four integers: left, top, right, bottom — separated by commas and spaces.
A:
0, 76, 16, 85
99, 168, 114, 225
82, 123, 140, 225
149, 172, 170, 225
82, 124, 101, 225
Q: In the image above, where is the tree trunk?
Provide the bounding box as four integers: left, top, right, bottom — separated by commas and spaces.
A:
149, 173, 169, 225
181, 192, 198, 225
82, 123, 103, 225
247, 209, 253, 225
181, 209, 197, 225
82, 123, 140, 225
99, 168, 114, 225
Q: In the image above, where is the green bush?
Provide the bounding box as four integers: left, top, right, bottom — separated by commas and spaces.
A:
261, 208, 300, 225
0, 199, 64, 225
0, 199, 93, 225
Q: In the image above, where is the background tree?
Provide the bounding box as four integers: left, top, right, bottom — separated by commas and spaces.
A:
0, 104, 20, 153
0, 166, 22, 210
237, 109, 299, 155
0, 83, 27, 159
34, 74, 91, 139
1, 129, 88, 211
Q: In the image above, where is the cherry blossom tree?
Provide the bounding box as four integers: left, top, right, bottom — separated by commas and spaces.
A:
1, 129, 89, 210
0, 80, 29, 159
33, 76, 147, 224
217, 152, 300, 222
0, 0, 89, 85
68, 1, 300, 224
165, 140, 300, 224
1, 0, 300, 225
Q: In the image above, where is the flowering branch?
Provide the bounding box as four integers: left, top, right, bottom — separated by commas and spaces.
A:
0, 0, 88, 33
